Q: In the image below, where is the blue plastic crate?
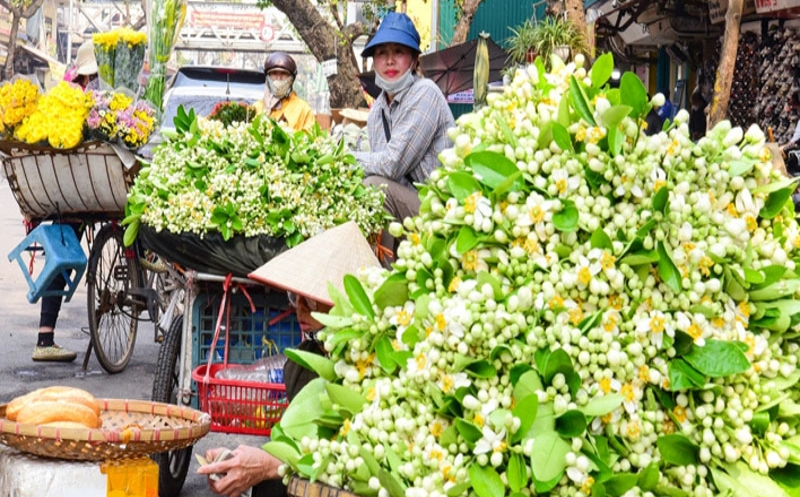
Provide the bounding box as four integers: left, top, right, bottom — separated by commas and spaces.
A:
191, 288, 302, 370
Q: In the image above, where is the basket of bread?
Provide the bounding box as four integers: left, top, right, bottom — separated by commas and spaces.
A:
0, 386, 211, 461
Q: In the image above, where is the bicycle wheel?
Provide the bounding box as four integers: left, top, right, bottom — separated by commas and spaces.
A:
86, 223, 141, 374
151, 315, 192, 497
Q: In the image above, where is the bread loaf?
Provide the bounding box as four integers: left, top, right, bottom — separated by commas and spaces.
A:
7, 386, 102, 428
16, 399, 102, 428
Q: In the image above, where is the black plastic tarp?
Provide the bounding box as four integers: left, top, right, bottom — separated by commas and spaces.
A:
139, 225, 288, 278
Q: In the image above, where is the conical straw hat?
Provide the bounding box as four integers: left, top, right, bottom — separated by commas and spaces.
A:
248, 222, 380, 306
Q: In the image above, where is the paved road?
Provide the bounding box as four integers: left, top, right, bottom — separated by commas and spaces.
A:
0, 179, 265, 496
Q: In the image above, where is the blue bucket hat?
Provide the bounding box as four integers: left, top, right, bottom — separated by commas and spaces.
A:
361, 12, 421, 58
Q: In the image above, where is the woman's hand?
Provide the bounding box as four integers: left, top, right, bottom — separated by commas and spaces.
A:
197, 445, 281, 497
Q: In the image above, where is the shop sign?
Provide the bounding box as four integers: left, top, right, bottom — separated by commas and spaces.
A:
189, 10, 266, 31
755, 0, 800, 13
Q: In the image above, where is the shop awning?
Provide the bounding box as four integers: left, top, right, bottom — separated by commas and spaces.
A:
18, 42, 62, 67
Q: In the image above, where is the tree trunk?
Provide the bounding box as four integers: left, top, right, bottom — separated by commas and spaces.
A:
269, 0, 365, 108
1, 0, 45, 79
564, 0, 587, 37
4, 12, 21, 79
451, 0, 482, 46
708, 0, 743, 127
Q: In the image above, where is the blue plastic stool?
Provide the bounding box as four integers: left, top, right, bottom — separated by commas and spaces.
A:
8, 224, 87, 303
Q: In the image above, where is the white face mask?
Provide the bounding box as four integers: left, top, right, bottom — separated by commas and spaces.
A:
267, 76, 293, 99
375, 68, 415, 96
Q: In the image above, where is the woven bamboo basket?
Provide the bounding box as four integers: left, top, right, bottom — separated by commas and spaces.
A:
0, 140, 139, 221
287, 477, 361, 497
0, 399, 210, 461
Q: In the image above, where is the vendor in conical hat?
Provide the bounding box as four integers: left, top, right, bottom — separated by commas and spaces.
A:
198, 221, 380, 497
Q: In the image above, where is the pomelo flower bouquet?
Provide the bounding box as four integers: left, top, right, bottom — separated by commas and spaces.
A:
265, 53, 800, 497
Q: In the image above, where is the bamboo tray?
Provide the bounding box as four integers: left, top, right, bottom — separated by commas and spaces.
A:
0, 399, 210, 461
0, 140, 139, 221
287, 477, 361, 497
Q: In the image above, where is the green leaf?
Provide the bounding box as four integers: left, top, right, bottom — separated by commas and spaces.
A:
754, 176, 800, 195
604, 473, 638, 497
513, 370, 544, 401
569, 75, 596, 126
494, 111, 518, 148
729, 158, 757, 177
455, 418, 483, 444
557, 93, 571, 127
343, 274, 375, 318
636, 218, 657, 239
555, 409, 587, 437
455, 225, 480, 254
359, 446, 381, 477
553, 201, 579, 232
580, 393, 624, 417
311, 314, 354, 329
607, 125, 624, 157
542, 348, 575, 384
653, 186, 669, 213
511, 394, 539, 443
261, 440, 301, 468
465, 151, 524, 190
447, 172, 482, 202
279, 378, 328, 440
771, 465, 800, 495
657, 242, 682, 293
668, 358, 705, 391
745, 268, 766, 285
477, 271, 503, 300
620, 250, 659, 266
122, 220, 140, 247
638, 462, 660, 491
375, 336, 398, 373
657, 434, 699, 466
761, 186, 795, 219
284, 348, 336, 382
591, 52, 614, 89
469, 464, 505, 497
446, 481, 472, 497
531, 431, 570, 482
590, 228, 614, 250
599, 105, 633, 130
507, 452, 528, 493
683, 339, 751, 378
378, 469, 406, 497
466, 360, 497, 378
373, 273, 409, 309
619, 72, 647, 117
716, 461, 793, 497
750, 279, 800, 301
552, 122, 574, 152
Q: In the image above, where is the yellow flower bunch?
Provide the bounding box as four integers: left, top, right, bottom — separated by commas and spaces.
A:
14, 82, 90, 149
109, 92, 133, 112
93, 28, 146, 48
0, 79, 41, 134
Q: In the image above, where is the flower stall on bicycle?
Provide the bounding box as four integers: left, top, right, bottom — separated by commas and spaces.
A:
123, 102, 387, 495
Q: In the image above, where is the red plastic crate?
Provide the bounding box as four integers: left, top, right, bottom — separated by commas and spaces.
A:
192, 363, 287, 435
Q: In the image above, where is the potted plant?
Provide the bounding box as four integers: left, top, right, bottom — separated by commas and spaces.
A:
531, 16, 587, 66
506, 19, 538, 66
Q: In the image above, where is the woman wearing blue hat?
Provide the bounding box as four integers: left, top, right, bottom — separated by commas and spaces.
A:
353, 12, 455, 261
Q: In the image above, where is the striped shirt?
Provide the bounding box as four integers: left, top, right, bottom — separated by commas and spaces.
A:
354, 77, 455, 187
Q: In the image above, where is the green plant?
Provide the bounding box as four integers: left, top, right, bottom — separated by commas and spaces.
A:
505, 19, 538, 66
531, 16, 587, 66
